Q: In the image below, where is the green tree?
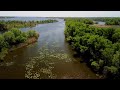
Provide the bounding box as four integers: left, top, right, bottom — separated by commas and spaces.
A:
10, 28, 22, 37
3, 31, 15, 45
91, 61, 100, 71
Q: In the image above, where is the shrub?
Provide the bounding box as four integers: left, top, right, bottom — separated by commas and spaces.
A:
3, 31, 15, 45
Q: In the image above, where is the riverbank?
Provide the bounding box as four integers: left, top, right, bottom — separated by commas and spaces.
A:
9, 34, 39, 52
90, 24, 120, 29
90, 24, 111, 28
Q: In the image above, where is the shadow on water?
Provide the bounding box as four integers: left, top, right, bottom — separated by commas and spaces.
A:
0, 17, 99, 79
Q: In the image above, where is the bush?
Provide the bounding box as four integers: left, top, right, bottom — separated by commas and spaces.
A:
3, 31, 15, 45
15, 34, 27, 43
0, 35, 5, 51
10, 28, 22, 37
0, 23, 7, 31
103, 66, 118, 75
27, 30, 39, 39
91, 61, 100, 71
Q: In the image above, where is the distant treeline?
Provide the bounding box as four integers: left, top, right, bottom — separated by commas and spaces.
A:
0, 17, 14, 18
64, 18, 94, 24
64, 18, 120, 79
0, 19, 58, 31
64, 17, 120, 25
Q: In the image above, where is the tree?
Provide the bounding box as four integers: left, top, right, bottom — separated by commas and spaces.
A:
3, 31, 15, 45
103, 66, 118, 76
10, 28, 22, 37
15, 34, 27, 43
0, 23, 7, 31
0, 35, 5, 51
91, 61, 100, 71
27, 30, 38, 39
112, 28, 120, 43
112, 51, 120, 68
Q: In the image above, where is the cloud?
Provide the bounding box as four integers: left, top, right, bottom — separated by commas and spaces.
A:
0, 11, 120, 17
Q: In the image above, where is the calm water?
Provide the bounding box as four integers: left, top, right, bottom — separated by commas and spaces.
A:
0, 17, 99, 79
98, 21, 105, 25
93, 21, 105, 25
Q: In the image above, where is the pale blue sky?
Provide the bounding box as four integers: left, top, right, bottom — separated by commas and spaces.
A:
0, 11, 120, 17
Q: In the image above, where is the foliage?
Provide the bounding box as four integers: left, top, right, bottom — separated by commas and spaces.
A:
0, 23, 7, 31
64, 18, 120, 79
3, 31, 15, 45
0, 28, 39, 60
27, 30, 36, 37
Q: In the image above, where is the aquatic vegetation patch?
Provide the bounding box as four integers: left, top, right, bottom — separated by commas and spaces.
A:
25, 58, 56, 79
25, 43, 73, 79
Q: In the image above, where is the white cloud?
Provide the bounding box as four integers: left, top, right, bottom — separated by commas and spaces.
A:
0, 11, 120, 17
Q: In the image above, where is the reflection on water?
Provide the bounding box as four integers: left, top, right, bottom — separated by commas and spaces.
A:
0, 17, 99, 79
97, 21, 105, 25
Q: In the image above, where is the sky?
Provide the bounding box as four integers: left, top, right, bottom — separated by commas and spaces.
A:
0, 11, 120, 17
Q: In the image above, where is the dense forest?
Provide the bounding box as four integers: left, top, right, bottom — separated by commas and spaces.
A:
64, 18, 120, 79
0, 19, 58, 30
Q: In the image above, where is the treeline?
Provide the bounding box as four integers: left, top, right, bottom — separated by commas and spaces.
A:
88, 17, 120, 25
64, 18, 120, 79
0, 19, 58, 31
0, 28, 39, 61
64, 18, 93, 24
0, 17, 14, 18
65, 17, 120, 25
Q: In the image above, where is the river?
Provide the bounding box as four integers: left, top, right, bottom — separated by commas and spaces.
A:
0, 17, 99, 79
